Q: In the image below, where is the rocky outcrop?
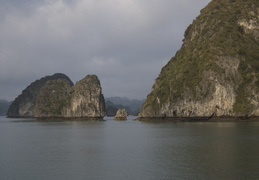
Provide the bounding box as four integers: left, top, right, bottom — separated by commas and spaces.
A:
7, 73, 73, 117
105, 100, 134, 116
7, 74, 106, 119
139, 0, 259, 119
33, 78, 72, 117
105, 97, 145, 116
63, 75, 106, 118
114, 109, 127, 120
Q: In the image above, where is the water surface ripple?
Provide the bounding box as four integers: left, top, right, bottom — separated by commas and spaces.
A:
1, 116, 259, 180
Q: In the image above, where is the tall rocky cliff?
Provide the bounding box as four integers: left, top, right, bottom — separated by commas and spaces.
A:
7, 74, 106, 119
139, 0, 259, 119
63, 75, 106, 118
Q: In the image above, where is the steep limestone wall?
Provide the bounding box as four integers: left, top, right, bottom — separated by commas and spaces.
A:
139, 0, 259, 119
64, 75, 106, 118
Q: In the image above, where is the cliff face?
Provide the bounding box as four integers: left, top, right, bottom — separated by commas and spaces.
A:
8, 74, 106, 119
7, 73, 73, 117
140, 0, 259, 118
63, 75, 106, 118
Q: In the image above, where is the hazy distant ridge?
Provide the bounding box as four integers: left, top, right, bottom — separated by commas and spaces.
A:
0, 99, 11, 116
105, 97, 145, 116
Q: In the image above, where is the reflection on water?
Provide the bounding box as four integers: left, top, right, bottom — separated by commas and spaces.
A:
0, 116, 259, 180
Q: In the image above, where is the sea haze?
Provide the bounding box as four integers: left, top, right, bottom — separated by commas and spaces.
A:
1, 116, 259, 179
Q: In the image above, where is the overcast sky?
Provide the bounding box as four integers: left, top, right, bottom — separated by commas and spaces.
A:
0, 0, 210, 101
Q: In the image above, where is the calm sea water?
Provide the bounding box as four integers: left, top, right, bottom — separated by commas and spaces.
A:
1, 116, 259, 180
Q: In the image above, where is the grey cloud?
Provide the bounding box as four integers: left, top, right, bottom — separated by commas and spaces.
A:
0, 0, 211, 101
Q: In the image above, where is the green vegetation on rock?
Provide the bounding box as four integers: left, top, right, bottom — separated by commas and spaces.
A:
140, 0, 259, 118
34, 79, 71, 117
7, 74, 106, 119
7, 73, 73, 117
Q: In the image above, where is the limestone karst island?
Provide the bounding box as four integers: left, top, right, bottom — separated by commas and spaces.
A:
6, 0, 259, 121
138, 0, 259, 120
7, 73, 106, 120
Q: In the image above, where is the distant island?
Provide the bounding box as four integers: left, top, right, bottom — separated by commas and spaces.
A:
7, 73, 106, 120
5, 73, 144, 120
0, 99, 11, 116
139, 0, 259, 120
105, 97, 144, 116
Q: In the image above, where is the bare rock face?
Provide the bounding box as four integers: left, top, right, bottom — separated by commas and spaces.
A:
63, 75, 106, 118
139, 0, 259, 119
7, 74, 106, 119
114, 109, 127, 120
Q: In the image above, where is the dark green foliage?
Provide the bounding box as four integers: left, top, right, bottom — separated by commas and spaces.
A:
7, 73, 73, 117
34, 79, 71, 117
237, 25, 245, 34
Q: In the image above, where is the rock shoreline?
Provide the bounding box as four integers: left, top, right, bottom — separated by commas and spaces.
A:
137, 116, 259, 122
36, 117, 104, 121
